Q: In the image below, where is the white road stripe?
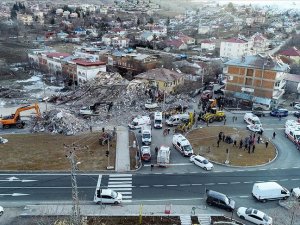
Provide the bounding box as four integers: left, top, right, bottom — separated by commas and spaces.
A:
271, 168, 278, 170
191, 184, 202, 186
218, 183, 228, 185
244, 181, 253, 184
122, 200, 132, 203
96, 175, 102, 189
108, 184, 133, 188
180, 184, 190, 186
109, 174, 132, 177
166, 185, 177, 187
108, 181, 132, 184
118, 192, 132, 195
109, 188, 132, 191
140, 185, 149, 188
109, 178, 132, 181
239, 195, 250, 198
292, 167, 300, 169
153, 185, 164, 187
205, 183, 215, 185
230, 182, 240, 184
268, 180, 278, 182
292, 178, 300, 181
122, 196, 132, 199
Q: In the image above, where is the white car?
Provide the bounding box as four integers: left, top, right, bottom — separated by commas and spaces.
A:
291, 187, 300, 198
0, 206, 3, 216
237, 207, 272, 225
294, 104, 300, 110
93, 189, 123, 204
190, 155, 213, 170
247, 124, 264, 134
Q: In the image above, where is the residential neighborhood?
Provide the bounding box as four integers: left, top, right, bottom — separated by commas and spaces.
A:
0, 0, 300, 225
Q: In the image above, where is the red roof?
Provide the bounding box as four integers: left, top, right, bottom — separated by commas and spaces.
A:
279, 47, 300, 57
165, 39, 185, 48
226, 37, 247, 43
46, 53, 70, 58
72, 59, 106, 66
202, 39, 214, 44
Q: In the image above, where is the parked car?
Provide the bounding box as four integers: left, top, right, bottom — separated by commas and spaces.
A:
140, 146, 151, 162
190, 155, 213, 170
0, 206, 3, 216
237, 207, 272, 225
294, 104, 300, 110
93, 189, 122, 204
270, 108, 289, 117
252, 110, 265, 117
213, 89, 224, 95
206, 189, 235, 212
291, 187, 300, 199
294, 111, 300, 118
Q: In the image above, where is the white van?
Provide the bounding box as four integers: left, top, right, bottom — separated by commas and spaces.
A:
172, 134, 194, 156
153, 112, 163, 129
141, 125, 152, 145
244, 113, 262, 126
166, 114, 190, 126
252, 182, 290, 202
128, 116, 151, 129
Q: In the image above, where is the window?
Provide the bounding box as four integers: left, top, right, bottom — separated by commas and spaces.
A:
245, 78, 252, 86
246, 69, 254, 77
275, 81, 280, 87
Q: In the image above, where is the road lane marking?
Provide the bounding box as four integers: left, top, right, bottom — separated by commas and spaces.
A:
292, 167, 300, 169
218, 183, 228, 185
239, 196, 250, 198
271, 168, 278, 170
96, 175, 102, 189
122, 200, 132, 203
205, 183, 215, 185
230, 182, 240, 184
107, 188, 132, 191
180, 184, 190, 186
139, 186, 149, 188
166, 185, 177, 187
292, 178, 300, 181
153, 185, 164, 187
243, 182, 253, 184
122, 196, 132, 199
268, 180, 278, 182
109, 178, 132, 181
108, 184, 133, 188
191, 184, 202, 186
109, 174, 132, 177
108, 181, 132, 184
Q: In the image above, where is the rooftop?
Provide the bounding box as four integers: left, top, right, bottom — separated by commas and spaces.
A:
279, 46, 300, 57
225, 37, 247, 44
72, 59, 106, 66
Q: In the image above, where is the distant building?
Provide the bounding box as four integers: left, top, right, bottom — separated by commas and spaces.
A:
201, 40, 216, 51
278, 47, 300, 64
224, 54, 290, 108
220, 37, 249, 59
249, 33, 269, 55
17, 13, 33, 25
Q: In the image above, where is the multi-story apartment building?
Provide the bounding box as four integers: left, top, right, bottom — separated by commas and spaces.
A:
224, 54, 290, 108
220, 37, 249, 59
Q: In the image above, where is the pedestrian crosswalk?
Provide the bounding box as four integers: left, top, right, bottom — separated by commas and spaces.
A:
107, 174, 132, 203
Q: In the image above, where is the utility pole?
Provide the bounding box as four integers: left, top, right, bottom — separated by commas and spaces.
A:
64, 143, 88, 225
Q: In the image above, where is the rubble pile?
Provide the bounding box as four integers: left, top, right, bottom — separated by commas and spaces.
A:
36, 109, 89, 135
43, 72, 197, 131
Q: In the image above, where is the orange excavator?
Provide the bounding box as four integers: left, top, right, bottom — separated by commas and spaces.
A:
0, 103, 41, 129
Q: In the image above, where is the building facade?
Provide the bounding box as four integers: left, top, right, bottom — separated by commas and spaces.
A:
220, 37, 249, 59
224, 55, 290, 108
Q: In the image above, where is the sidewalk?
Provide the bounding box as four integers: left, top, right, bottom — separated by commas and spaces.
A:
20, 204, 219, 217
115, 126, 130, 172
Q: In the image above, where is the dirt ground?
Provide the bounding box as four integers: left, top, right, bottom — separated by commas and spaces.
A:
187, 126, 276, 166
10, 216, 181, 225
0, 132, 116, 171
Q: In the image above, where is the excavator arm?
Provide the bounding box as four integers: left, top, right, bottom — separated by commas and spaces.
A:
0, 103, 41, 129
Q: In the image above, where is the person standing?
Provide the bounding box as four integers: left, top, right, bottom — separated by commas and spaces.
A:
155, 146, 158, 155
239, 139, 243, 149
257, 136, 261, 144
233, 140, 237, 147
252, 145, 255, 153
272, 132, 276, 139
217, 139, 220, 147
265, 141, 269, 148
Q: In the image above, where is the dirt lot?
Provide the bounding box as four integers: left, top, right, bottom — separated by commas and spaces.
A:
11, 216, 181, 225
187, 127, 276, 166
0, 132, 116, 171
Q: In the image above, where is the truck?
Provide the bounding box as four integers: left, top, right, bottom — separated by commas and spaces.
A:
0, 103, 41, 129
141, 125, 152, 145
172, 134, 193, 157
201, 108, 225, 123
285, 121, 300, 150
166, 114, 189, 126
153, 112, 163, 129
157, 145, 170, 167
80, 102, 113, 115
128, 116, 151, 129
252, 182, 290, 202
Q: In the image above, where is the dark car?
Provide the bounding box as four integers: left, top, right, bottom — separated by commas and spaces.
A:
290, 101, 300, 107
294, 111, 300, 118
270, 108, 289, 117
252, 111, 265, 117
206, 189, 235, 212
214, 89, 224, 95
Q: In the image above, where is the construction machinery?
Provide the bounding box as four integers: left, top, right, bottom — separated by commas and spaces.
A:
201, 108, 226, 123
0, 103, 41, 129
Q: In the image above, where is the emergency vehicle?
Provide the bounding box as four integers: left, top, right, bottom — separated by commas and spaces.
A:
285, 121, 300, 150
172, 134, 194, 156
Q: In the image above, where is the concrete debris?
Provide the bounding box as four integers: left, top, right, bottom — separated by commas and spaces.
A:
35, 109, 89, 135
0, 137, 8, 144
29, 72, 198, 135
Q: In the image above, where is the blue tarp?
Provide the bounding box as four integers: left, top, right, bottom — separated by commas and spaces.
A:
233, 92, 252, 101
